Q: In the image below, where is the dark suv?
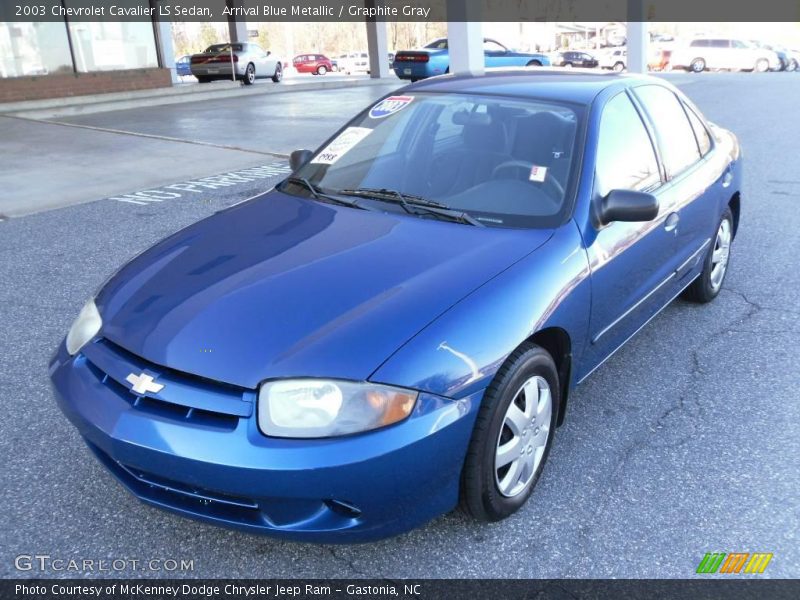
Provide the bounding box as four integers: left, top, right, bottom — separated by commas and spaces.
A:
553, 51, 599, 68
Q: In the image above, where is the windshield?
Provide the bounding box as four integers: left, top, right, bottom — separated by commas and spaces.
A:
284, 92, 582, 228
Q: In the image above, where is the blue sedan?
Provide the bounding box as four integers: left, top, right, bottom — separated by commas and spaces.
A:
51, 71, 741, 542
393, 38, 550, 81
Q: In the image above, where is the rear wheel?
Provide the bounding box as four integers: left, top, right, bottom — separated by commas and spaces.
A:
613, 61, 625, 72
526, 60, 543, 67
690, 57, 706, 73
316, 65, 328, 75
788, 59, 798, 72
460, 344, 558, 522
243, 63, 255, 85
196, 76, 211, 83
683, 207, 733, 303
563, 62, 573, 68
272, 63, 283, 83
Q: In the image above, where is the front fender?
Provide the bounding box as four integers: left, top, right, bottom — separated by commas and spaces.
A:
369, 223, 591, 399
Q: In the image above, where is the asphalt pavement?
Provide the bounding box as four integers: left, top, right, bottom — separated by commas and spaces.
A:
0, 71, 798, 579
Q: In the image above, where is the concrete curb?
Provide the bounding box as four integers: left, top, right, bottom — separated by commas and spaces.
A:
1, 77, 401, 120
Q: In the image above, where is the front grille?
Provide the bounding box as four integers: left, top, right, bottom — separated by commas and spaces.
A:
82, 338, 254, 429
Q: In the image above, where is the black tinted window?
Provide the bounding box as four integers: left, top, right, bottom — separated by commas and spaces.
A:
690, 40, 707, 47
634, 85, 701, 177
595, 92, 661, 196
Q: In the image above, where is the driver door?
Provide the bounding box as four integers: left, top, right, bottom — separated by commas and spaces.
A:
483, 39, 511, 67
580, 91, 679, 378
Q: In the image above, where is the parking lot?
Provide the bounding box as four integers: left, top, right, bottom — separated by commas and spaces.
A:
0, 72, 798, 578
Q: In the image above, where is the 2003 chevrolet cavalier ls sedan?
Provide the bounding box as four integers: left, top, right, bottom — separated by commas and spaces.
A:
51, 71, 741, 542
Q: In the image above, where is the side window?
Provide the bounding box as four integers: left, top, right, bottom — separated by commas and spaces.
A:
690, 40, 706, 48
483, 40, 506, 53
595, 93, 661, 197
684, 103, 712, 156
633, 85, 701, 177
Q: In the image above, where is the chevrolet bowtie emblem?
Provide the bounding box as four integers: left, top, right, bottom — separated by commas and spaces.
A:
125, 372, 164, 395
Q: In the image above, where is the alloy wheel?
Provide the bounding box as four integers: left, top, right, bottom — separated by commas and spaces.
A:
494, 375, 552, 498
710, 218, 732, 291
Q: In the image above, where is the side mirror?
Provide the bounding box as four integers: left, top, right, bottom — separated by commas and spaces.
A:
290, 149, 313, 172
598, 189, 659, 225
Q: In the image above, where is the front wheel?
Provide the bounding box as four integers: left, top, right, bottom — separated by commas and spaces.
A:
754, 58, 769, 72
526, 60, 542, 67
316, 65, 327, 75
271, 63, 283, 83
788, 59, 798, 72
683, 207, 733, 303
613, 61, 625, 72
460, 344, 558, 522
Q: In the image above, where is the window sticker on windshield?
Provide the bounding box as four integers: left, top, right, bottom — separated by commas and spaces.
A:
369, 95, 414, 119
529, 165, 548, 183
311, 127, 373, 165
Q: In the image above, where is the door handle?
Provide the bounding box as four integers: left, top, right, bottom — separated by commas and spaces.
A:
664, 212, 680, 233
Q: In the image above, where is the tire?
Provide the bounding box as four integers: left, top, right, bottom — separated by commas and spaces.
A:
242, 63, 255, 85
563, 62, 573, 69
683, 207, 734, 303
526, 60, 543, 67
316, 65, 327, 75
755, 58, 769, 72
460, 344, 559, 522
788, 59, 797, 72
271, 63, 283, 83
613, 61, 625, 72
690, 58, 706, 73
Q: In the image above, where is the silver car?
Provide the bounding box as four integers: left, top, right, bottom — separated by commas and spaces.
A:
190, 43, 283, 85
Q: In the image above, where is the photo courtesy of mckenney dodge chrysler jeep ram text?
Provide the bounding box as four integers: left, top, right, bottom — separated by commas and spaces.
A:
50, 70, 742, 543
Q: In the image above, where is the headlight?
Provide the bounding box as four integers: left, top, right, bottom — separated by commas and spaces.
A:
258, 379, 418, 438
65, 298, 102, 355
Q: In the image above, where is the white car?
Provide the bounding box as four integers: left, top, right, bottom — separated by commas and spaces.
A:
599, 48, 627, 71
671, 38, 776, 73
337, 52, 370, 75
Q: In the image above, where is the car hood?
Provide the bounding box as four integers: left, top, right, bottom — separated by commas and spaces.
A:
97, 191, 553, 389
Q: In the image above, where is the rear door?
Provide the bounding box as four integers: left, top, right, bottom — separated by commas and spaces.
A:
581, 91, 678, 375
631, 85, 719, 288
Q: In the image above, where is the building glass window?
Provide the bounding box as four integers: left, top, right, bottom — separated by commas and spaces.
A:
67, 21, 158, 72
0, 22, 73, 78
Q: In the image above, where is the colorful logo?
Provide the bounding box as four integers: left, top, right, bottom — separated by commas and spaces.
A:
369, 95, 414, 119
696, 552, 773, 574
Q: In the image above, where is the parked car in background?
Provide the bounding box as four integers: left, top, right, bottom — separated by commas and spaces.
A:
750, 42, 793, 71
190, 43, 282, 84
552, 51, 598, 68
670, 38, 775, 73
599, 48, 627, 71
175, 55, 191, 77
393, 38, 550, 81
293, 54, 333, 75
338, 52, 370, 74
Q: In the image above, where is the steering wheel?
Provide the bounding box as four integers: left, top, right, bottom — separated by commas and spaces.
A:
491, 160, 565, 200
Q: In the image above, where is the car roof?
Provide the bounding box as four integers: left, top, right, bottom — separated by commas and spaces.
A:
408, 69, 659, 105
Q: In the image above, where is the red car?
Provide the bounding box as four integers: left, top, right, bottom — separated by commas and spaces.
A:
293, 54, 334, 75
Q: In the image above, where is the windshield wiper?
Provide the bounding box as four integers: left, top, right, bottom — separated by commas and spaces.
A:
338, 187, 483, 227
283, 177, 365, 210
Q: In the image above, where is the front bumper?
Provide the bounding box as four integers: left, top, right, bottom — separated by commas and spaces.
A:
49, 340, 482, 542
